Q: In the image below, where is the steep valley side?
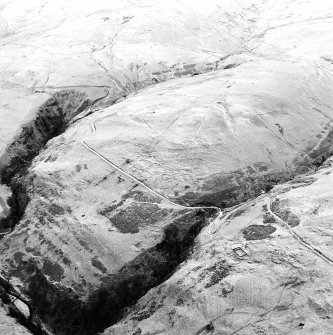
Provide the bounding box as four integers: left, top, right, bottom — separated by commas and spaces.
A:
0, 74, 332, 334
0, 0, 333, 334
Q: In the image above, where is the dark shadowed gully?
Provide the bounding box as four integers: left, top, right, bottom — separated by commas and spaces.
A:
23, 210, 212, 335
0, 90, 219, 335
0, 88, 332, 335
0, 90, 90, 233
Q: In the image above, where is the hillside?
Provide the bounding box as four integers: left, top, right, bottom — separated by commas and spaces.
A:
0, 0, 333, 334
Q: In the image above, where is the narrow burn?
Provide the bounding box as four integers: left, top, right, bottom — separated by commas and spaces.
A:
0, 90, 90, 233
0, 90, 93, 334
21, 209, 210, 335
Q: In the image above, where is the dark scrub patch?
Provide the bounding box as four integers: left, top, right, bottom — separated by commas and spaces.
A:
124, 190, 161, 203
205, 261, 231, 288
42, 259, 64, 282
309, 127, 333, 163
110, 203, 170, 234
78, 238, 94, 252
98, 199, 126, 217
13, 251, 25, 263
263, 212, 277, 224
37, 209, 56, 226
290, 176, 316, 186
271, 199, 300, 227
305, 133, 333, 170
195, 322, 215, 334
223, 63, 240, 69
242, 224, 276, 240
63, 256, 71, 266
221, 285, 234, 297
25, 247, 42, 257
48, 203, 71, 216
179, 142, 329, 209
179, 166, 293, 208
91, 257, 107, 274
131, 298, 164, 322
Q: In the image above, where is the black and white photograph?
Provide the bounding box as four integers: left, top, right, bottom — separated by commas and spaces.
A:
0, 0, 333, 334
